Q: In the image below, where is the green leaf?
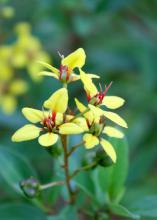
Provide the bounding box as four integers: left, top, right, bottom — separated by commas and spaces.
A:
110, 203, 140, 219
98, 138, 129, 202
73, 171, 98, 204
0, 146, 36, 194
130, 195, 157, 217
48, 206, 77, 220
0, 203, 47, 220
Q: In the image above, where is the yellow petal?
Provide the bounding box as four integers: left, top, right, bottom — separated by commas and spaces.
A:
38, 71, 59, 79
75, 99, 94, 123
75, 98, 87, 112
55, 112, 63, 125
104, 111, 128, 128
37, 61, 59, 75
65, 114, 73, 121
102, 96, 125, 109
73, 117, 89, 131
71, 73, 80, 81
103, 126, 124, 138
88, 104, 104, 117
71, 72, 99, 81
59, 123, 84, 134
86, 73, 100, 79
83, 133, 99, 149
80, 69, 98, 96
62, 48, 86, 70
38, 132, 58, 147
9, 80, 28, 95
22, 108, 44, 123
44, 88, 68, 113
100, 139, 117, 163
12, 124, 41, 142
89, 104, 127, 128
1, 95, 16, 114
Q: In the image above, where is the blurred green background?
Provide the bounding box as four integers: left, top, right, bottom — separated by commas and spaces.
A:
0, 0, 157, 219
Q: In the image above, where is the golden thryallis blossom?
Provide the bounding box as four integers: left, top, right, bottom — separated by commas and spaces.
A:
12, 88, 84, 147
12, 22, 51, 82
0, 79, 28, 114
80, 69, 127, 128
38, 48, 99, 83
74, 71, 128, 163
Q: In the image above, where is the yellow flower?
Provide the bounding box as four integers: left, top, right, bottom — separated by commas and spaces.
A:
75, 89, 127, 163
79, 69, 128, 128
12, 88, 84, 147
38, 48, 99, 83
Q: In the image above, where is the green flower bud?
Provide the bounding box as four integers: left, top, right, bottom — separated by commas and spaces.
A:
81, 152, 97, 169
93, 123, 103, 136
46, 145, 62, 157
96, 149, 114, 167
20, 177, 40, 198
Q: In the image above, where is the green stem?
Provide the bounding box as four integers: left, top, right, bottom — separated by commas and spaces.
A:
61, 135, 75, 204
70, 161, 97, 179
40, 181, 64, 190
63, 83, 67, 88
67, 141, 84, 157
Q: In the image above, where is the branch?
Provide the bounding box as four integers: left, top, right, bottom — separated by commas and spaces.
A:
67, 141, 84, 157
70, 161, 97, 179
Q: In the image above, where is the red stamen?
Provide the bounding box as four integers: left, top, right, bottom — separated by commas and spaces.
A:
103, 81, 112, 96
51, 111, 56, 122
86, 92, 91, 102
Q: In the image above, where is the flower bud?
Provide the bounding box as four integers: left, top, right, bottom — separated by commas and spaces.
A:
81, 152, 97, 169
96, 149, 114, 167
46, 146, 62, 157
20, 177, 40, 198
93, 123, 103, 136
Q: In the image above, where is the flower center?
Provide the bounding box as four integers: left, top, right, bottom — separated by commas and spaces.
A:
42, 112, 56, 132
59, 65, 71, 82
87, 116, 106, 136
88, 82, 112, 106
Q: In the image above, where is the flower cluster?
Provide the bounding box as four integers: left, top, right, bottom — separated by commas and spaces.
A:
0, 22, 50, 114
12, 48, 128, 163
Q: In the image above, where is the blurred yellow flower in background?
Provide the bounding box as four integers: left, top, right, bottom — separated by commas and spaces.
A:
0, 46, 14, 81
12, 22, 51, 82
0, 22, 51, 114
0, 6, 15, 19
0, 79, 28, 114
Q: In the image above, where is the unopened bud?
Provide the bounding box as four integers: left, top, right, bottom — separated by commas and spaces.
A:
46, 146, 62, 157
93, 123, 103, 136
96, 149, 113, 167
20, 177, 40, 198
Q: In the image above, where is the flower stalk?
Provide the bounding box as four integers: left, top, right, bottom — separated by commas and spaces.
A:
67, 141, 84, 157
61, 135, 75, 204
40, 181, 64, 190
70, 161, 97, 180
